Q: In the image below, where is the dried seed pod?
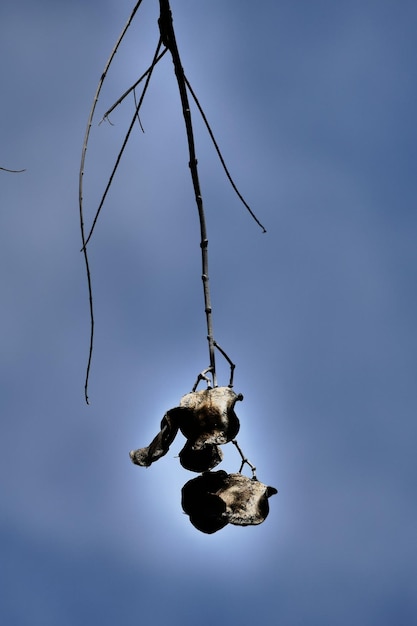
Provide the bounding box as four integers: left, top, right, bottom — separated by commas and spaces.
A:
130, 387, 243, 472
129, 408, 185, 467
178, 387, 242, 448
219, 473, 278, 526
181, 471, 229, 534
182, 471, 277, 534
179, 441, 223, 472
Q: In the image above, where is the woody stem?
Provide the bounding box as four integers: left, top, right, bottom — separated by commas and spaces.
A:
158, 0, 217, 387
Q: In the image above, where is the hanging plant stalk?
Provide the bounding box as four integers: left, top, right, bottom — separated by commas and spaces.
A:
79, 0, 276, 532
159, 0, 218, 386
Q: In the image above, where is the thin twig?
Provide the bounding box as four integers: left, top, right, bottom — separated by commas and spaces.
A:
0, 167, 26, 172
192, 367, 213, 392
159, 0, 217, 387
232, 439, 257, 479
100, 47, 168, 122
83, 38, 163, 249
81, 39, 161, 397
133, 88, 145, 132
213, 340, 235, 387
79, 0, 144, 404
184, 76, 266, 233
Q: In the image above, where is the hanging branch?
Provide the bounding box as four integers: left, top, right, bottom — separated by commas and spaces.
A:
79, 0, 144, 248
78, 0, 145, 404
79, 0, 266, 401
83, 38, 163, 249
184, 76, 266, 233
81, 40, 162, 402
158, 0, 217, 387
101, 54, 265, 234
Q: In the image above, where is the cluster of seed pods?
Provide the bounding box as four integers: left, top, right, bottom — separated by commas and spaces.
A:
130, 386, 277, 533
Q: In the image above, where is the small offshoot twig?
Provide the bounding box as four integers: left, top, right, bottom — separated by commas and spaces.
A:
79, 0, 145, 404
184, 76, 266, 234
100, 47, 168, 123
101, 51, 264, 236
213, 340, 235, 388
1, 167, 26, 173
192, 367, 213, 392
82, 37, 163, 249
232, 439, 257, 479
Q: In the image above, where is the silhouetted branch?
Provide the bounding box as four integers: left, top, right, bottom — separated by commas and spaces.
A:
184, 76, 266, 233
1, 167, 26, 172
133, 88, 145, 132
213, 340, 235, 387
79, 0, 266, 401
192, 367, 213, 392
79, 0, 144, 404
159, 0, 218, 386
232, 439, 257, 478
83, 38, 163, 249
100, 47, 168, 123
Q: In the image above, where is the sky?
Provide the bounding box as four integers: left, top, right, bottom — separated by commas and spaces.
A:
1, 0, 417, 623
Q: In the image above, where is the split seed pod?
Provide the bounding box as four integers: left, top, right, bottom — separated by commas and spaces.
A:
130, 387, 243, 472
181, 470, 277, 534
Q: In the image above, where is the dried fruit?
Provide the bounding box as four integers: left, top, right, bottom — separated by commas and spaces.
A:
130, 386, 277, 532
130, 387, 242, 472
182, 471, 277, 534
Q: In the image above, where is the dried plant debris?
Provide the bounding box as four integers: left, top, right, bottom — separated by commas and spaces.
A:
182, 471, 277, 534
130, 386, 277, 533
130, 387, 242, 472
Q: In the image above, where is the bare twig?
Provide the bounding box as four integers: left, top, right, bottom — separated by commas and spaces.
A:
159, 0, 218, 387
192, 367, 213, 392
0, 167, 26, 172
100, 47, 168, 122
133, 88, 145, 132
184, 76, 266, 233
81, 37, 161, 400
83, 38, 163, 249
79, 0, 144, 404
232, 439, 257, 478
213, 340, 235, 387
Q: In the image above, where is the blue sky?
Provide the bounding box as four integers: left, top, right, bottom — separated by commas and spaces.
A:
1, 0, 417, 623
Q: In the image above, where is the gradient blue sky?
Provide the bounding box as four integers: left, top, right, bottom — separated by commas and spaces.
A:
2, 0, 417, 624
